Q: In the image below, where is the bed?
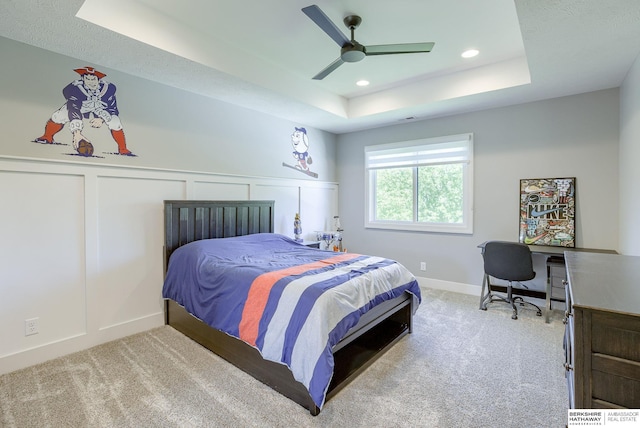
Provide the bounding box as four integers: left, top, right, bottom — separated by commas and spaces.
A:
162, 200, 421, 415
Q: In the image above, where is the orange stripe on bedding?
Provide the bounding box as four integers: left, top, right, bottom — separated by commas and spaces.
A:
238, 252, 360, 346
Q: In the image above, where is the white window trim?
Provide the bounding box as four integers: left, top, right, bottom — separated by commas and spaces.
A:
364, 133, 474, 234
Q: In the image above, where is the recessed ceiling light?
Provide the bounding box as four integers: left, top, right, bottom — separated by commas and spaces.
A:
461, 49, 479, 58
356, 80, 370, 87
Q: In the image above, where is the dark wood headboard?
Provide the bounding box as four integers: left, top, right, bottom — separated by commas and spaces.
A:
163, 200, 275, 270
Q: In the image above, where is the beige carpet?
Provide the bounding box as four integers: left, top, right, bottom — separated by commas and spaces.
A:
0, 289, 568, 427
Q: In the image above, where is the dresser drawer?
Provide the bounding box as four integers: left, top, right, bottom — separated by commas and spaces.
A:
591, 364, 640, 408
591, 311, 640, 362
549, 263, 567, 291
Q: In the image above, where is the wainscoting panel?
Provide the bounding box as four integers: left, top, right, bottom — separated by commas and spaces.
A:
300, 185, 339, 235
96, 176, 185, 331
192, 180, 250, 200
0, 157, 339, 375
0, 170, 86, 357
251, 183, 300, 236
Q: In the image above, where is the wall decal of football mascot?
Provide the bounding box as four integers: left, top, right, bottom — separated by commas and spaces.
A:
282, 127, 317, 178
34, 66, 134, 157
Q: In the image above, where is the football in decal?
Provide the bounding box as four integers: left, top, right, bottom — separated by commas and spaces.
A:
77, 139, 94, 157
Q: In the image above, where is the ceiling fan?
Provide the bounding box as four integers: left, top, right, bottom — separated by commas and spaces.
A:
302, 4, 435, 80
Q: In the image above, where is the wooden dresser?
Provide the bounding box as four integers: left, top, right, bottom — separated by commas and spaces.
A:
564, 252, 640, 409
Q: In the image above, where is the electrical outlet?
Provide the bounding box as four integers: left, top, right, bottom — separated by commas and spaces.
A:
420, 262, 427, 271
25, 318, 39, 336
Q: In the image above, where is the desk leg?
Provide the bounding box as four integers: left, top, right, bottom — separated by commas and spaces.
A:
545, 261, 552, 323
479, 274, 489, 310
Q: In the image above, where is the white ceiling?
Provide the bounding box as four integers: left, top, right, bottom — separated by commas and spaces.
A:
1, 0, 640, 134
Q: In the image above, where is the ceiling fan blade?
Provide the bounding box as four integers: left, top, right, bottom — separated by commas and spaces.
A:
312, 57, 345, 80
302, 5, 351, 47
365, 42, 435, 56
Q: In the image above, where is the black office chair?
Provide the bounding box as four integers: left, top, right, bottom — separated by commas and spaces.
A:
479, 241, 542, 320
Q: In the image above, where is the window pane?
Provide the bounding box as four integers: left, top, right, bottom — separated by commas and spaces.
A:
375, 168, 413, 221
417, 164, 463, 223
364, 133, 473, 234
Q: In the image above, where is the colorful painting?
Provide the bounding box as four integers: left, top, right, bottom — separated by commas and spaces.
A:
519, 177, 575, 247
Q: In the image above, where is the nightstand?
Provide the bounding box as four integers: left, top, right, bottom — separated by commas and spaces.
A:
301, 240, 321, 249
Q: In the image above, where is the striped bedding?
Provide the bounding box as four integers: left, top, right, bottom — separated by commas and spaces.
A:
162, 233, 421, 409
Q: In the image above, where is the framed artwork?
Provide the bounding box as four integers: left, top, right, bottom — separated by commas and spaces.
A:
519, 177, 575, 247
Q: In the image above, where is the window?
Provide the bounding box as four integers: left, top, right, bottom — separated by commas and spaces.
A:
365, 133, 473, 234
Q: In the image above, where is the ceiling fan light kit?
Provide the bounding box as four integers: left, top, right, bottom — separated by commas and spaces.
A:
302, 4, 435, 80
341, 44, 365, 63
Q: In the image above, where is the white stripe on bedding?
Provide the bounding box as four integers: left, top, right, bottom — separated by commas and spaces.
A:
260, 256, 385, 363
293, 261, 416, 389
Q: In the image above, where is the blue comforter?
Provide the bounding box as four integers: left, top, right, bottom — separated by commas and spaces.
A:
162, 233, 421, 409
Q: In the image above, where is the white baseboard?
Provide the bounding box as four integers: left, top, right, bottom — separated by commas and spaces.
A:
416, 276, 481, 297
415, 276, 554, 312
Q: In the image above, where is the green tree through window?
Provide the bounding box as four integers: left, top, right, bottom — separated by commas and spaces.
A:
375, 168, 412, 221
418, 164, 463, 223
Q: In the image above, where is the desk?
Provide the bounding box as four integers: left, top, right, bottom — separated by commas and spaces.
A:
529, 246, 617, 322
477, 242, 616, 322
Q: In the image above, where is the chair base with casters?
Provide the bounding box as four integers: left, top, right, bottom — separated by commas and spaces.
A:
479, 273, 542, 320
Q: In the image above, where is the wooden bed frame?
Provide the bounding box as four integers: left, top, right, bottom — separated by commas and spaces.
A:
163, 200, 416, 415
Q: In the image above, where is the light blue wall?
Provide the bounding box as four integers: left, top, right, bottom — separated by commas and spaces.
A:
619, 52, 640, 256
0, 36, 340, 375
0, 36, 337, 181
337, 89, 620, 288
